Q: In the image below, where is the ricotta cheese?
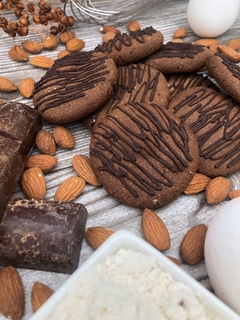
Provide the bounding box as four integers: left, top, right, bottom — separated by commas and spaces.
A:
50, 249, 217, 320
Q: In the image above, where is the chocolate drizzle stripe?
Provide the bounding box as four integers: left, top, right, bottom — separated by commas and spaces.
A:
216, 52, 240, 80
91, 102, 192, 198
34, 53, 110, 111
94, 27, 156, 53
145, 42, 204, 61
172, 87, 240, 168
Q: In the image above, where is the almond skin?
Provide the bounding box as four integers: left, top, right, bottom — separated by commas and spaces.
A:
229, 189, 240, 200
127, 20, 141, 32
54, 176, 85, 202
59, 31, 75, 44
173, 27, 187, 39
103, 31, 116, 43
85, 226, 115, 250
18, 77, 35, 98
30, 56, 54, 69
180, 224, 208, 265
8, 44, 28, 62
35, 130, 57, 155
21, 167, 46, 199
183, 173, 211, 195
25, 154, 58, 172
31, 282, 54, 313
42, 34, 58, 50
226, 38, 240, 50
53, 125, 75, 148
66, 38, 85, 52
218, 45, 240, 62
206, 176, 230, 204
0, 266, 25, 320
21, 40, 43, 54
194, 38, 219, 47
166, 256, 180, 266
142, 208, 170, 251
58, 50, 70, 59
0, 76, 17, 92
72, 154, 101, 186
100, 25, 121, 35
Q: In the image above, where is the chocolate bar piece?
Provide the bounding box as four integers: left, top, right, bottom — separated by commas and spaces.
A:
0, 198, 88, 274
0, 101, 42, 222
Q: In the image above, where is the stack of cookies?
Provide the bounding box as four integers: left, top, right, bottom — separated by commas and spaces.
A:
33, 26, 240, 209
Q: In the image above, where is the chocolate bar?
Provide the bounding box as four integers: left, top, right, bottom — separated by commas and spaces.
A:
0, 198, 88, 274
0, 101, 42, 222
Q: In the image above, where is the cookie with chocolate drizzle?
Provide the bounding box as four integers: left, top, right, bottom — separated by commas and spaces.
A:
206, 52, 240, 103
90, 101, 199, 209
168, 86, 240, 177
94, 26, 164, 66
85, 63, 170, 130
144, 42, 212, 74
33, 51, 118, 124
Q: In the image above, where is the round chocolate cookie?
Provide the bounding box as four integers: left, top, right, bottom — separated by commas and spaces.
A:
144, 42, 212, 73
86, 63, 170, 129
33, 51, 118, 124
168, 86, 240, 177
94, 26, 164, 66
90, 101, 199, 209
206, 52, 240, 103
165, 72, 217, 100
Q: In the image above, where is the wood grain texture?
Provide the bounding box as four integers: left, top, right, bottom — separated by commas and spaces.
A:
1, 0, 240, 318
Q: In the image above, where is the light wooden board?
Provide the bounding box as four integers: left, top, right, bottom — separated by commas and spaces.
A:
1, 0, 240, 318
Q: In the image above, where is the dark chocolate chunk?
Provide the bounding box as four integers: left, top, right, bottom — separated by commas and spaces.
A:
0, 198, 88, 274
0, 101, 42, 222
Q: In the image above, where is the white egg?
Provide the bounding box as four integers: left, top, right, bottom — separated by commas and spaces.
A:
187, 0, 240, 38
204, 198, 240, 315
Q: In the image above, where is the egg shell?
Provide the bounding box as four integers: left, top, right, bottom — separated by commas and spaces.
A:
204, 197, 240, 315
187, 0, 240, 38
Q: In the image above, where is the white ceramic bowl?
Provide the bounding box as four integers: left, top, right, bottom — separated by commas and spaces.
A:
30, 230, 240, 320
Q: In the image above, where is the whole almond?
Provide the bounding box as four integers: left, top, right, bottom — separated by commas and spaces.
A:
25, 154, 58, 172
59, 30, 75, 44
0, 76, 17, 92
85, 226, 115, 250
66, 38, 85, 52
42, 34, 58, 50
184, 173, 211, 194
53, 125, 75, 148
57, 50, 70, 59
30, 56, 54, 69
127, 20, 141, 32
8, 44, 28, 62
100, 25, 121, 35
142, 208, 170, 251
72, 154, 101, 186
206, 176, 230, 204
173, 27, 187, 39
229, 189, 240, 200
103, 31, 116, 43
21, 167, 46, 199
35, 130, 57, 155
180, 224, 208, 265
0, 266, 25, 320
209, 44, 219, 54
22, 40, 43, 54
218, 45, 240, 62
18, 77, 35, 98
31, 282, 54, 313
194, 38, 219, 47
226, 38, 240, 50
54, 176, 85, 202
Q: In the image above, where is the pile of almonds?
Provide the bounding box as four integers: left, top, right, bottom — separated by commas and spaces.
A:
20, 126, 100, 202
0, 266, 54, 320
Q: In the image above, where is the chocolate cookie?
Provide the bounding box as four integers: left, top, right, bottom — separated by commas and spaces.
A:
86, 63, 170, 129
94, 26, 164, 66
33, 51, 118, 124
206, 52, 240, 103
144, 42, 212, 73
90, 101, 199, 209
168, 86, 240, 177
165, 72, 217, 100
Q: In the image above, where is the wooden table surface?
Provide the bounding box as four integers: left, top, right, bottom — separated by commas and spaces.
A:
1, 0, 240, 318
